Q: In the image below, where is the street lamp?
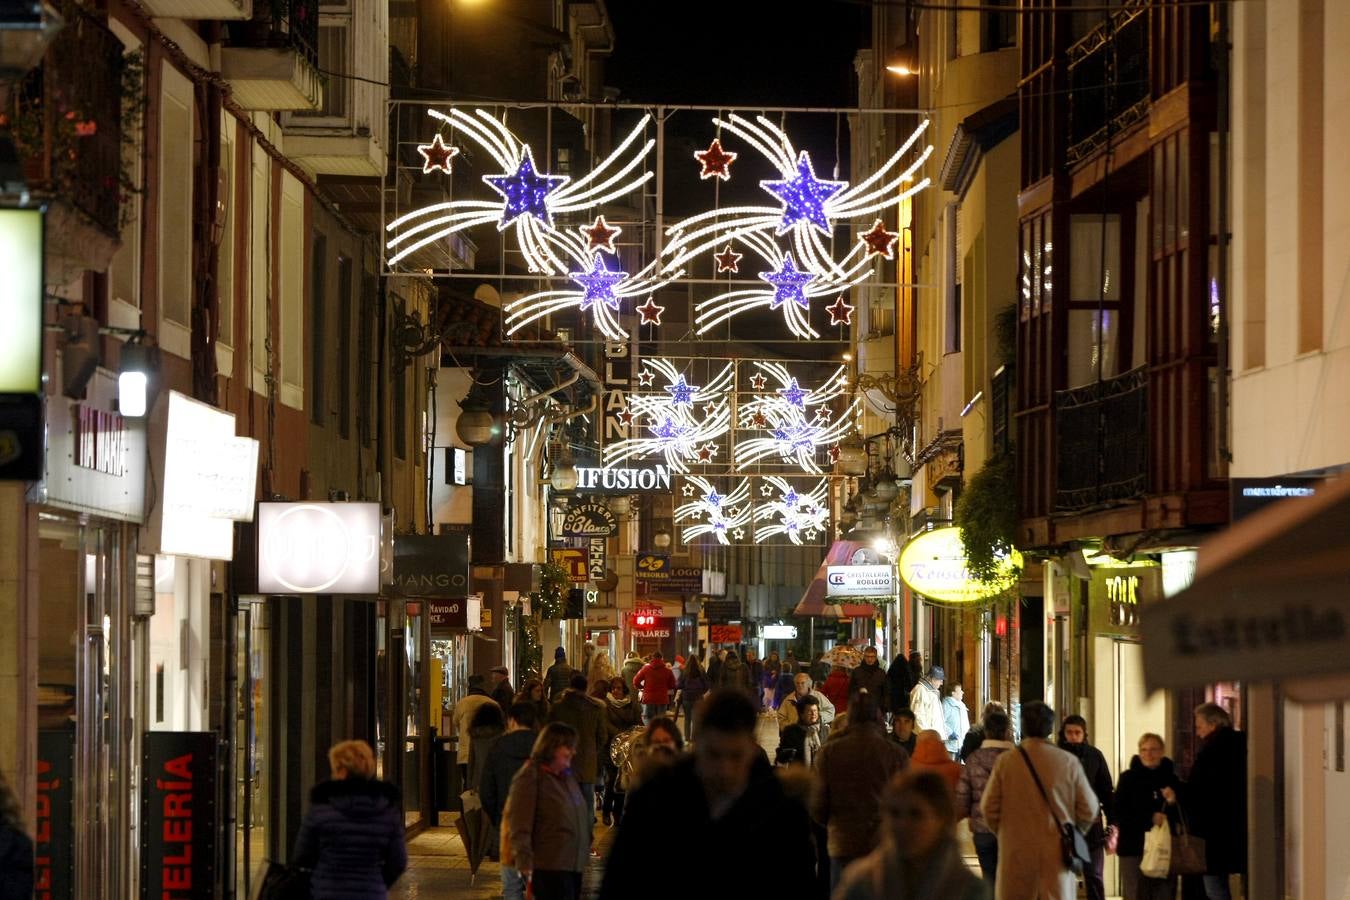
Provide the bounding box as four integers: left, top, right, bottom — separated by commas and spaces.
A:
549, 450, 578, 491
455, 383, 496, 446
653, 527, 673, 550
118, 341, 153, 417
837, 432, 867, 476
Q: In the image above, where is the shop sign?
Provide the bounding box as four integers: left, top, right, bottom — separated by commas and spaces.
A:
392, 533, 469, 598
709, 624, 743, 644
573, 464, 672, 493
702, 598, 742, 624
42, 371, 148, 521
635, 559, 704, 594
603, 338, 632, 443
1088, 565, 1159, 635
37, 729, 74, 900
896, 527, 1023, 604
258, 502, 381, 594
1232, 476, 1320, 522
827, 564, 895, 598
587, 538, 607, 581
551, 548, 588, 583
427, 599, 468, 633
763, 624, 798, 640
140, 731, 216, 900
151, 391, 259, 559
74, 405, 126, 476
632, 612, 673, 639
561, 500, 618, 537
585, 606, 619, 627
0, 207, 42, 395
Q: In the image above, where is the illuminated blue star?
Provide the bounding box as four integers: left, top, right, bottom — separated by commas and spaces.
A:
783, 489, 800, 505
704, 489, 724, 507
665, 376, 696, 406
773, 422, 819, 452
651, 417, 687, 441
569, 254, 628, 312
760, 151, 847, 235
759, 254, 815, 310
483, 146, 569, 229
777, 378, 808, 409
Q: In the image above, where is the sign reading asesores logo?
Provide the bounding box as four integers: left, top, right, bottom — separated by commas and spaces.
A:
258, 502, 381, 594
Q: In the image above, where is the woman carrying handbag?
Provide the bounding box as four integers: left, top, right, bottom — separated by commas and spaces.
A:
1112, 733, 1181, 900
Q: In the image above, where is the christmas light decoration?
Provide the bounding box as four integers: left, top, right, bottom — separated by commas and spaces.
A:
417, 133, 459, 174
603, 359, 733, 473
581, 215, 622, 254
748, 372, 768, 391
635, 297, 665, 325
858, 219, 899, 258
735, 363, 857, 473
666, 375, 696, 406
484, 146, 569, 228
753, 477, 830, 545
714, 244, 743, 273
503, 254, 678, 341
777, 378, 808, 408
636, 369, 655, 388
675, 476, 752, 546
694, 138, 737, 181
825, 295, 854, 326
761, 151, 847, 235
760, 253, 814, 310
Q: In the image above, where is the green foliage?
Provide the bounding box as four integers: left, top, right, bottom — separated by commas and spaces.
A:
955, 451, 1020, 584
530, 561, 571, 621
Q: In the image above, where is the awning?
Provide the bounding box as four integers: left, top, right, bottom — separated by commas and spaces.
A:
793, 540, 881, 619
1140, 476, 1350, 693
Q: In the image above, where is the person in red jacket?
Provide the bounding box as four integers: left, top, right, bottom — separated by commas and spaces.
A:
821, 665, 852, 715
632, 653, 678, 724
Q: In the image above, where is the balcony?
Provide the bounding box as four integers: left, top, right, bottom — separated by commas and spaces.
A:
221, 0, 322, 111
1066, 4, 1149, 166
138, 0, 250, 23
1054, 366, 1148, 512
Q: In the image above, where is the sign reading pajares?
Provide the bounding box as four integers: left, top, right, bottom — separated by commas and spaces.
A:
141, 731, 216, 900
258, 502, 381, 594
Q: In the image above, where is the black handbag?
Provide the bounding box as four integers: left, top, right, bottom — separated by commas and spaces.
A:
257, 860, 312, 900
1018, 746, 1094, 875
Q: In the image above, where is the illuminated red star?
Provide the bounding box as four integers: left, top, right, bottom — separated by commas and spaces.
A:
703, 403, 718, 417
694, 138, 737, 181
696, 443, 719, 462
580, 215, 622, 254
826, 295, 855, 326
617, 409, 635, 425
748, 372, 767, 391
635, 297, 664, 325
814, 407, 833, 424
858, 219, 900, 259
417, 133, 459, 174
828, 445, 841, 464
636, 369, 655, 387
713, 244, 743, 273
752, 411, 769, 428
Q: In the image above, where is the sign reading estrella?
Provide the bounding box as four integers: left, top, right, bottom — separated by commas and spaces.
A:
898, 527, 1023, 605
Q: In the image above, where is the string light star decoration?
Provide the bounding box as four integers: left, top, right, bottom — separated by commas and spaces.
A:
737, 363, 857, 473
825, 295, 855, 326
484, 145, 567, 228
714, 244, 743, 273
635, 297, 665, 326
417, 133, 459, 174
675, 477, 752, 546
603, 360, 733, 473
581, 215, 622, 254
696, 241, 867, 339
753, 477, 830, 545
859, 219, 900, 259
694, 138, 738, 181
761, 152, 847, 235
505, 251, 677, 341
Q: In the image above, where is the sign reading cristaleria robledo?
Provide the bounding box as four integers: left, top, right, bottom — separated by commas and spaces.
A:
826, 564, 894, 598
561, 500, 619, 537
897, 527, 1022, 604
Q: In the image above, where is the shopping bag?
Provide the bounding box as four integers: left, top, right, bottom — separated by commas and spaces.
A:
1140, 823, 1172, 879
1170, 812, 1207, 875
257, 860, 311, 900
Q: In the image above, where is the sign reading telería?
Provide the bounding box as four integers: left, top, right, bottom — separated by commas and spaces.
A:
573, 464, 672, 493
561, 500, 619, 537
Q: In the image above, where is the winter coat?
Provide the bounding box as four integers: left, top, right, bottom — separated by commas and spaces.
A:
717, 654, 753, 695
599, 755, 815, 900
678, 672, 710, 706
292, 778, 407, 899
1111, 755, 1181, 858
633, 660, 678, 705
981, 738, 1099, 900
605, 697, 642, 739
821, 669, 852, 712
910, 733, 962, 791
620, 656, 644, 696
908, 680, 948, 740
745, 657, 764, 693
0, 823, 34, 900
812, 722, 910, 858
833, 839, 990, 900
452, 691, 499, 764
959, 724, 986, 762
478, 729, 537, 827
849, 661, 889, 711
777, 689, 836, 730
777, 720, 829, 767
1181, 727, 1247, 875
887, 655, 916, 714
466, 718, 505, 797
504, 762, 589, 875
547, 690, 609, 784
490, 679, 515, 710
955, 739, 1013, 834
811, 658, 832, 684
544, 661, 573, 703
943, 697, 970, 755
1058, 739, 1114, 839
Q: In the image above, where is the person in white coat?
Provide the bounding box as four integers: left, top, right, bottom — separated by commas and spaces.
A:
981, 701, 1099, 900
908, 666, 948, 741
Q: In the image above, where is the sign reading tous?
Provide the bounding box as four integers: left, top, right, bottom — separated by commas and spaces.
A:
258, 502, 381, 594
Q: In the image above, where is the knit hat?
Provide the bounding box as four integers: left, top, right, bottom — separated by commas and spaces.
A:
927, 665, 946, 680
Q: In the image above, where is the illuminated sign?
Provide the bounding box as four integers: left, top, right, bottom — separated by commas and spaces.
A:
258, 502, 381, 594
763, 625, 798, 640
574, 464, 672, 493
0, 208, 42, 394
561, 500, 618, 537
551, 548, 588, 583
826, 564, 894, 598
587, 537, 607, 581
897, 527, 1023, 605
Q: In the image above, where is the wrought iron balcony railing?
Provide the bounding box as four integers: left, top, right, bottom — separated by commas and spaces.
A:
1066, 4, 1150, 165
1054, 366, 1148, 512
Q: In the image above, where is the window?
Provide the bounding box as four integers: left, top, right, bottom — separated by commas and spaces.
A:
158, 65, 194, 358
107, 21, 142, 332
1067, 214, 1123, 387
279, 174, 305, 409
982, 0, 1016, 52
337, 255, 353, 439
309, 232, 327, 425
217, 115, 237, 373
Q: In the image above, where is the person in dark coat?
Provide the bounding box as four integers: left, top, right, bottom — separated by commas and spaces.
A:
1111, 732, 1181, 900
466, 701, 506, 801
599, 690, 816, 900
1168, 703, 1246, 900
1058, 714, 1114, 900
0, 770, 33, 900
886, 651, 917, 720
489, 665, 515, 709
544, 648, 573, 704
890, 708, 918, 756
292, 740, 407, 899
677, 656, 710, 742
547, 673, 607, 849
480, 703, 541, 900
743, 649, 765, 710
848, 645, 889, 712
959, 701, 1007, 762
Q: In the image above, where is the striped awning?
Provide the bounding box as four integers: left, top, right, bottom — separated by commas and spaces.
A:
792, 540, 880, 619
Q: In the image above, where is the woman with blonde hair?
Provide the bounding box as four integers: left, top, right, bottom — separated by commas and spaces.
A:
292, 739, 407, 899
587, 650, 615, 692
504, 722, 590, 900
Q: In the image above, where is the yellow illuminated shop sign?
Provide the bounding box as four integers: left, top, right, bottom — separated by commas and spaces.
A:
898, 527, 1023, 605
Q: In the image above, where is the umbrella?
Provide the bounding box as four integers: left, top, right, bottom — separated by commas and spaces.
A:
824, 645, 862, 669
456, 790, 494, 880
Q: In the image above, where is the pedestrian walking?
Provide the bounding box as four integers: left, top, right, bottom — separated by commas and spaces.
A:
778, 671, 836, 732
465, 700, 506, 803
599, 690, 816, 899
291, 740, 407, 899
848, 645, 889, 712
831, 769, 990, 900
489, 665, 515, 709
908, 666, 948, 740
545, 648, 573, 704
943, 683, 971, 758
677, 656, 710, 742
0, 770, 33, 900
632, 652, 678, 722
587, 650, 615, 692
601, 677, 641, 826
1112, 732, 1181, 900
705, 647, 725, 685
821, 664, 851, 713
546, 673, 607, 849
743, 648, 765, 710
480, 703, 541, 900
955, 709, 1014, 886
504, 723, 590, 900
764, 650, 783, 708
909, 729, 962, 791
776, 693, 828, 767
1167, 702, 1246, 900
812, 693, 910, 889
1058, 714, 1115, 900
960, 701, 1007, 762
716, 648, 753, 697
619, 650, 644, 697
980, 701, 1098, 900
886, 651, 916, 720
516, 679, 550, 725
775, 652, 798, 708
453, 674, 499, 785
890, 708, 918, 756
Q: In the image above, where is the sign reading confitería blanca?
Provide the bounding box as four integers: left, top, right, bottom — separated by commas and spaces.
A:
573, 464, 672, 493
561, 500, 619, 537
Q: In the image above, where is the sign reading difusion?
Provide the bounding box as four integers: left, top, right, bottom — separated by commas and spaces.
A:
897, 527, 1022, 604
573, 464, 672, 493
141, 731, 216, 900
